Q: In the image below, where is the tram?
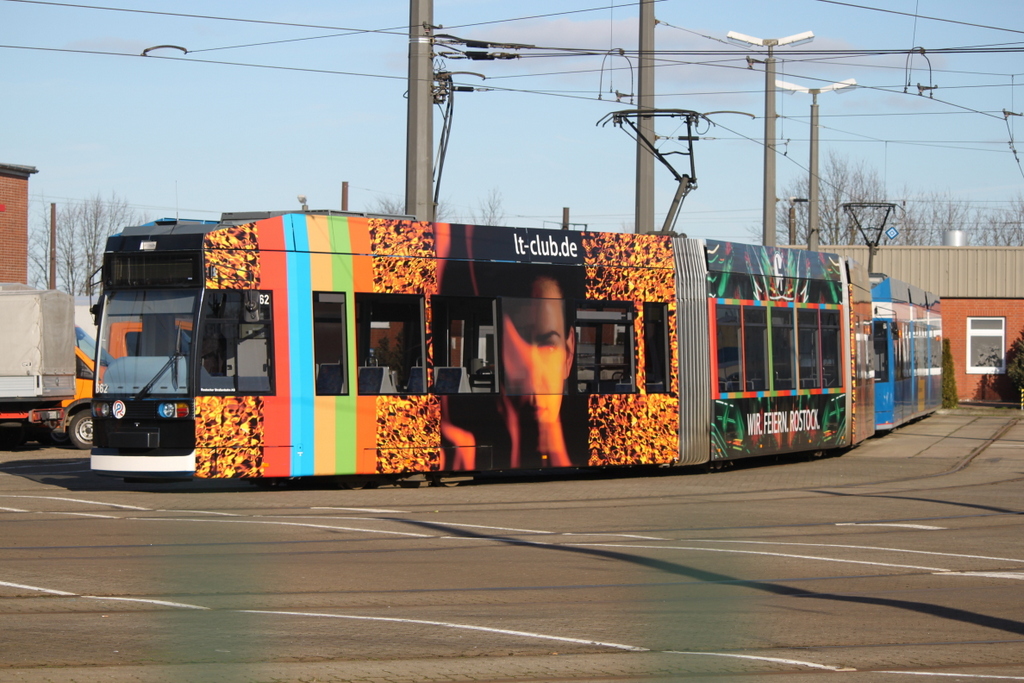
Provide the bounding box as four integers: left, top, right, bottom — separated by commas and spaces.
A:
871, 276, 942, 430
89, 212, 876, 482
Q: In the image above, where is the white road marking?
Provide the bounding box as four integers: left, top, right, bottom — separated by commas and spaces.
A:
835, 528, 946, 532
312, 506, 409, 514
879, 672, 1024, 680
0, 581, 77, 596
83, 596, 210, 610
0, 495, 149, 510
0, 506, 28, 512
937, 571, 1024, 581
695, 540, 1024, 565
570, 542, 949, 572
0, 461, 87, 470
0, 576, 884, 674
562, 533, 669, 540
429, 522, 555, 534
240, 609, 648, 651
665, 650, 855, 672
258, 514, 406, 523
45, 512, 119, 519
156, 509, 242, 516
134, 517, 435, 537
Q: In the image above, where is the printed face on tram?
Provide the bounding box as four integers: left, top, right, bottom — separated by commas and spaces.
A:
501, 277, 574, 415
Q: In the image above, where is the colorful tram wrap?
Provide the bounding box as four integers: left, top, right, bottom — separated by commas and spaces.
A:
870, 276, 941, 430
89, 213, 875, 481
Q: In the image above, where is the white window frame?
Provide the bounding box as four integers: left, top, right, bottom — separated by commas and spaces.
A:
966, 316, 1006, 374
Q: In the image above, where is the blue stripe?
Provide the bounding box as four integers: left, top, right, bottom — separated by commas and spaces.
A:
285, 215, 315, 476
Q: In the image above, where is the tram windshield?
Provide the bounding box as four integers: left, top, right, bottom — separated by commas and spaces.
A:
95, 289, 198, 397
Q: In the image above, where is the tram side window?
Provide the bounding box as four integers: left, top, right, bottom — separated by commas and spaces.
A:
198, 290, 273, 395
894, 322, 910, 380
355, 294, 425, 395
716, 305, 741, 392
644, 302, 669, 393
771, 308, 795, 391
313, 292, 348, 395
575, 304, 636, 394
820, 310, 842, 388
432, 296, 496, 393
931, 324, 942, 371
873, 321, 889, 383
743, 307, 768, 392
797, 309, 821, 389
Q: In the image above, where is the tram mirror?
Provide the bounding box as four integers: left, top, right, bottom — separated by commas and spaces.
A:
243, 290, 260, 322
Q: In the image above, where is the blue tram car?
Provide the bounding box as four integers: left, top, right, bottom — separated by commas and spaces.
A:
871, 276, 942, 430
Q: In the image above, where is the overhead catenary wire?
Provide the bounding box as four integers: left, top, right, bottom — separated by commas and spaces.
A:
9, 0, 1024, 233
5, 38, 1020, 167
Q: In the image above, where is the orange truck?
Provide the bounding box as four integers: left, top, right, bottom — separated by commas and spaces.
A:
0, 285, 94, 450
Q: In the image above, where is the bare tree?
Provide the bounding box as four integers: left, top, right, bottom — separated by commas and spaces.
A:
469, 187, 506, 226
777, 151, 888, 246
367, 194, 454, 221
29, 192, 144, 294
368, 194, 406, 216
897, 191, 981, 246
978, 193, 1024, 245
778, 152, 994, 248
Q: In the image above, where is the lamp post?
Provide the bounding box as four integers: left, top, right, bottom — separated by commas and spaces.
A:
727, 30, 814, 247
776, 78, 856, 251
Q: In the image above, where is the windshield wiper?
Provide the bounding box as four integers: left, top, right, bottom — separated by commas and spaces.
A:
135, 353, 184, 400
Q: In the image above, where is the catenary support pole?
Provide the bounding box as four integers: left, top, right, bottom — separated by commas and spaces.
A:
406, 0, 434, 222
635, 0, 655, 233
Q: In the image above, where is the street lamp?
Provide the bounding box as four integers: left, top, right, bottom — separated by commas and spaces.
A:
727, 30, 814, 247
776, 78, 856, 250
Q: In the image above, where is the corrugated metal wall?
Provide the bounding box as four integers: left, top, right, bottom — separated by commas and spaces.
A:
811, 246, 1024, 298
672, 237, 711, 466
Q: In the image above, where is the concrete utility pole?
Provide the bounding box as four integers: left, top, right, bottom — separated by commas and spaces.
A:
727, 30, 814, 246
635, 0, 656, 234
406, 0, 434, 222
49, 203, 56, 290
777, 78, 855, 251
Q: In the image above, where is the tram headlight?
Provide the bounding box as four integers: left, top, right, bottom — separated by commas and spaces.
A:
93, 401, 111, 418
157, 402, 190, 419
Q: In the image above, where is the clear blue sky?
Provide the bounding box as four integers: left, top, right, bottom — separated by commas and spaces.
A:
3, 0, 1023, 242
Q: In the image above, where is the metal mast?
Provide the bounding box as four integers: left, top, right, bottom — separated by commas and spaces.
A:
635, 0, 656, 233
406, 0, 434, 221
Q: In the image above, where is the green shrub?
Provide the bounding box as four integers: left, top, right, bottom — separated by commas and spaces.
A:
1006, 332, 1024, 406
942, 338, 958, 409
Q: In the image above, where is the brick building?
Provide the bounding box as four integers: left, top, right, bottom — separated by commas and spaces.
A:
819, 244, 1024, 403
0, 163, 39, 284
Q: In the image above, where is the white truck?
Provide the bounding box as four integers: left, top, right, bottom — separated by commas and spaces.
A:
0, 284, 79, 449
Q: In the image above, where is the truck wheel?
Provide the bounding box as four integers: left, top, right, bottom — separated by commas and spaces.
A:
68, 411, 93, 450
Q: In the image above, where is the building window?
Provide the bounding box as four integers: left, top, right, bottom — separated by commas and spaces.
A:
967, 317, 1005, 374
